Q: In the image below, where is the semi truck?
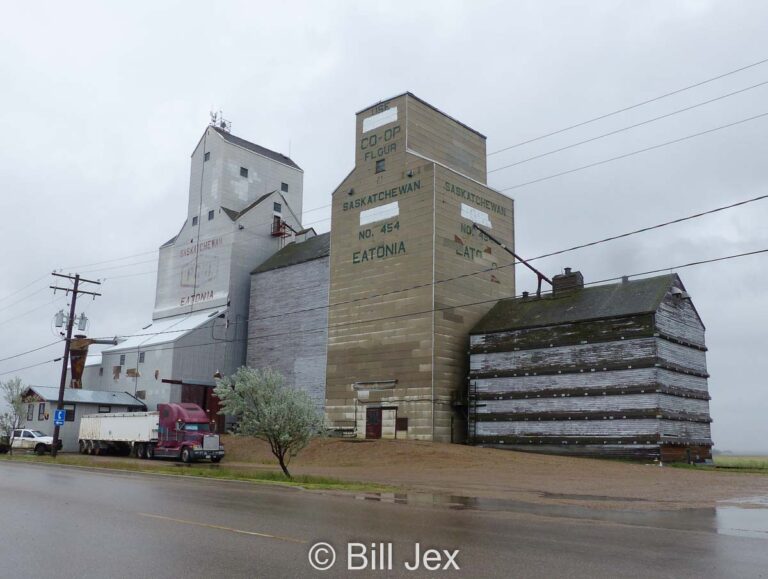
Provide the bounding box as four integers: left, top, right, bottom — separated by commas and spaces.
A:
78, 402, 224, 463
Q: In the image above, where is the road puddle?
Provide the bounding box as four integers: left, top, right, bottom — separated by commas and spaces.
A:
715, 507, 768, 539
354, 492, 768, 539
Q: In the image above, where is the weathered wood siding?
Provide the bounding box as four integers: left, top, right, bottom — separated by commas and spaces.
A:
471, 338, 658, 377
481, 444, 662, 460
475, 419, 711, 440
472, 368, 708, 397
248, 255, 329, 409
656, 340, 707, 375
655, 289, 706, 347
469, 288, 713, 460
476, 394, 710, 417
470, 315, 655, 353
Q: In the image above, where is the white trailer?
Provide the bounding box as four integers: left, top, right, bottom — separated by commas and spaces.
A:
79, 412, 159, 452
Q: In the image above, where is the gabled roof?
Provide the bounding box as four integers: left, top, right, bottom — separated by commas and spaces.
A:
472, 274, 679, 334
221, 191, 276, 221
160, 220, 187, 249
252, 232, 331, 274
212, 126, 301, 171
23, 386, 145, 408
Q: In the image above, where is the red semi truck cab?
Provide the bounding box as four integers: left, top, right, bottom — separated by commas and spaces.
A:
153, 403, 225, 463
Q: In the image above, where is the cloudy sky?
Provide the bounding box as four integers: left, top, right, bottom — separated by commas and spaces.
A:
0, 1, 766, 452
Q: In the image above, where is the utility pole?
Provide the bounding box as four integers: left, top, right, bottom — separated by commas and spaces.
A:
50, 272, 101, 458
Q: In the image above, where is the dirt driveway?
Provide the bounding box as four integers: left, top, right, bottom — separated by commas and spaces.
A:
221, 436, 768, 511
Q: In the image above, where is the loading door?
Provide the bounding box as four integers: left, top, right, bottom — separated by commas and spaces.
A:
366, 407, 382, 439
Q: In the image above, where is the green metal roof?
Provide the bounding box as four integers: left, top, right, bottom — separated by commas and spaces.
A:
251, 232, 331, 274
472, 274, 679, 334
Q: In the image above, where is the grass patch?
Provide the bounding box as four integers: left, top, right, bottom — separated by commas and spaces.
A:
0, 454, 397, 493
714, 456, 768, 471
670, 455, 768, 475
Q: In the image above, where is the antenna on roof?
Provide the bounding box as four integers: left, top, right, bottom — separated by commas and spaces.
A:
209, 109, 231, 132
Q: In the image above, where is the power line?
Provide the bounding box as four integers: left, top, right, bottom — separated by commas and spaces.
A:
0, 358, 58, 378
14, 188, 765, 341
95, 191, 768, 341
101, 191, 768, 286
525, 192, 768, 263
0, 340, 62, 364
488, 79, 768, 174
59, 203, 333, 272
88, 245, 768, 357
588, 247, 768, 285
498, 110, 768, 191
0, 273, 50, 305
93, 219, 768, 346
0, 286, 50, 314
59, 213, 334, 279
0, 295, 67, 329
488, 56, 768, 157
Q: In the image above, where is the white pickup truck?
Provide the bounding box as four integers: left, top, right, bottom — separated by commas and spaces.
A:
11, 429, 61, 455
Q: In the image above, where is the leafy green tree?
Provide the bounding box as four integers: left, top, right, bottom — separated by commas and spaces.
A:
214, 367, 323, 478
0, 377, 26, 455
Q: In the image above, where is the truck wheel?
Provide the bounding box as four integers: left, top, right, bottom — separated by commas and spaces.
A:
211, 456, 222, 463
136, 443, 146, 459
79, 440, 86, 455
181, 447, 193, 464
146, 444, 155, 459
35, 444, 46, 456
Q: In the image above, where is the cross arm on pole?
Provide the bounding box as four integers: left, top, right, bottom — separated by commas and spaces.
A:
52, 272, 101, 285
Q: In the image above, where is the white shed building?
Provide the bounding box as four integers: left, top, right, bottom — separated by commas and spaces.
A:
21, 386, 145, 452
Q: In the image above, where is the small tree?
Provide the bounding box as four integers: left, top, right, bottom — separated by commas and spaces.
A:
0, 377, 26, 456
214, 367, 323, 478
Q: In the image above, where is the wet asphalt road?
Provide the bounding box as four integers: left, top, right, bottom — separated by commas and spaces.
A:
1, 461, 767, 579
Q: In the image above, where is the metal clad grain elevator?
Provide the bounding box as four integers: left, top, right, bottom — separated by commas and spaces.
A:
95, 121, 304, 418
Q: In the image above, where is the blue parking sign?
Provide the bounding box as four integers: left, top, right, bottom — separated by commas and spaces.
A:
54, 409, 66, 426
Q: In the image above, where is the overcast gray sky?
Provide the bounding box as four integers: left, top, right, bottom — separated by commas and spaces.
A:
0, 1, 766, 453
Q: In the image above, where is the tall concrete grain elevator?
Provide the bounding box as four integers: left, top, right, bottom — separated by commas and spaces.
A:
324, 93, 515, 442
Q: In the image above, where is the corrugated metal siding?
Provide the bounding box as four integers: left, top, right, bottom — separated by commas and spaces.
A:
247, 255, 329, 409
